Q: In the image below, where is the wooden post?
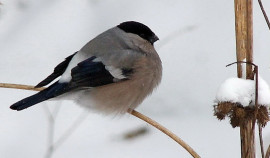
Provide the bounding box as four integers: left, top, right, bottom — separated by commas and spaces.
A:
234, 0, 255, 157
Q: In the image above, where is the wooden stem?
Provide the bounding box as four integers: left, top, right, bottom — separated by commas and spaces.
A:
234, 0, 247, 78
240, 123, 255, 158
234, 0, 255, 157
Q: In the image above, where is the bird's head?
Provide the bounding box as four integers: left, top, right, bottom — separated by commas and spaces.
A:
117, 21, 159, 45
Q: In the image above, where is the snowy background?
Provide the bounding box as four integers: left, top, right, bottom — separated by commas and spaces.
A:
0, 0, 270, 158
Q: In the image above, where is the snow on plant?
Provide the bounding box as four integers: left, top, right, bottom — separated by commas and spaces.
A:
214, 75, 270, 127
215, 76, 270, 106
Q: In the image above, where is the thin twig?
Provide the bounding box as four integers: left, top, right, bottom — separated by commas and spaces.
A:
128, 109, 200, 158
0, 83, 45, 91
53, 110, 88, 150
42, 104, 55, 158
226, 61, 257, 67
42, 102, 87, 158
258, 124, 265, 158
253, 65, 266, 158
52, 102, 62, 118
258, 0, 270, 30
254, 66, 259, 116
1, 83, 87, 157
43, 104, 55, 158
266, 145, 270, 158
253, 66, 259, 129
43, 104, 54, 122
1, 83, 201, 158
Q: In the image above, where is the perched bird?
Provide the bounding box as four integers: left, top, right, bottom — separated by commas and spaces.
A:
10, 21, 162, 114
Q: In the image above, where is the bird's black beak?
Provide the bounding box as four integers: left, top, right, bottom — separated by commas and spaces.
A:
150, 35, 159, 44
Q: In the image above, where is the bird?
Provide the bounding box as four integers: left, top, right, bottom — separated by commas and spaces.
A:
10, 21, 162, 115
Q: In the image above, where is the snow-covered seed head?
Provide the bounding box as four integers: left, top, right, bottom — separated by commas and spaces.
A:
214, 102, 235, 120
214, 102, 269, 127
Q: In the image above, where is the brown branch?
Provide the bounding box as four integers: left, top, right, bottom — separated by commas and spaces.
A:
0, 83, 45, 91
258, 0, 270, 30
1, 83, 201, 158
254, 66, 259, 117
226, 61, 257, 68
128, 110, 200, 158
254, 66, 265, 158
258, 124, 265, 158
234, 0, 256, 157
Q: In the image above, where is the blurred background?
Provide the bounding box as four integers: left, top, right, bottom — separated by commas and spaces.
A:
0, 0, 270, 157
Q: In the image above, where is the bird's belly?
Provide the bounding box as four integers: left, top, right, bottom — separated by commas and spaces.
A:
75, 80, 151, 115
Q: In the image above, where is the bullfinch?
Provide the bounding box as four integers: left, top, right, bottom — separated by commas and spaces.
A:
10, 21, 162, 115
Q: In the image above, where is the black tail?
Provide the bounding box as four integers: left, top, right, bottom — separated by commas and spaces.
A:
10, 82, 70, 111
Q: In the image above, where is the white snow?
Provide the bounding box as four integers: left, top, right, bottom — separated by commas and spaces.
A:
215, 77, 254, 106
1, 0, 270, 158
257, 76, 270, 105
215, 76, 270, 106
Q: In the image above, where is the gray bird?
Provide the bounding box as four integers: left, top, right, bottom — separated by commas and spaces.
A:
10, 21, 162, 115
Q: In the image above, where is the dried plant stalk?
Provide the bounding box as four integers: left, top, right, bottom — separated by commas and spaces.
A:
234, 0, 255, 157
258, 124, 265, 158
1, 83, 200, 158
258, 0, 270, 30
234, 0, 247, 78
240, 122, 255, 157
0, 83, 45, 91
128, 110, 200, 158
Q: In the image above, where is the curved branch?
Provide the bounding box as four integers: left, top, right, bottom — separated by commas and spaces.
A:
258, 0, 270, 30
128, 110, 200, 158
1, 82, 201, 158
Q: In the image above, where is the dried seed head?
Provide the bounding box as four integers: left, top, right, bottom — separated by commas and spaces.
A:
230, 115, 240, 128
214, 102, 270, 128
233, 106, 245, 118
230, 106, 245, 127
214, 102, 235, 120
257, 105, 269, 127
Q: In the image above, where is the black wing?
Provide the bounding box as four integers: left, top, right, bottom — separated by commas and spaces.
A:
35, 52, 77, 88
69, 56, 115, 88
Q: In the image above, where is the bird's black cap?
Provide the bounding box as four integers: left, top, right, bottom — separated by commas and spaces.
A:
117, 21, 159, 45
